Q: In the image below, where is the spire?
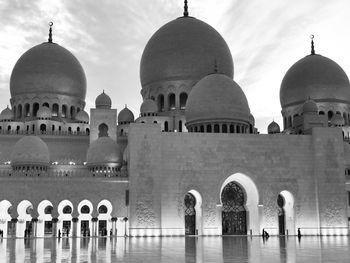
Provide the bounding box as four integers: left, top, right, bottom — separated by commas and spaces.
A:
184, 0, 189, 17
310, 34, 315, 55
48, 22, 53, 43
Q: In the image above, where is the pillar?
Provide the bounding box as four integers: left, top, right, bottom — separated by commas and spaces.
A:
72, 217, 78, 237
31, 218, 38, 237
52, 218, 58, 237
92, 217, 98, 236
111, 217, 118, 236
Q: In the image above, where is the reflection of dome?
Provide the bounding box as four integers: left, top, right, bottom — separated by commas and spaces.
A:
140, 16, 233, 87
280, 55, 350, 108
95, 91, 112, 109
75, 110, 89, 123
185, 74, 250, 125
118, 106, 134, 124
0, 106, 14, 121
37, 106, 52, 119
302, 99, 318, 114
10, 42, 86, 100
11, 136, 50, 166
268, 121, 280, 134
86, 137, 122, 167
330, 114, 344, 126
140, 99, 157, 115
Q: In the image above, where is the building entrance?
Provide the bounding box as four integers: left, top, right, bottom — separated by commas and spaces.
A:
221, 182, 247, 235
184, 193, 196, 235
277, 194, 285, 235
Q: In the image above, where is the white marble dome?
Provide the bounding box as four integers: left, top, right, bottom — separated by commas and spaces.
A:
11, 136, 50, 166
280, 54, 350, 108
86, 137, 122, 167
95, 91, 112, 109
37, 106, 52, 119
75, 110, 89, 123
140, 16, 233, 87
185, 74, 250, 125
10, 42, 86, 101
0, 106, 14, 121
140, 99, 157, 114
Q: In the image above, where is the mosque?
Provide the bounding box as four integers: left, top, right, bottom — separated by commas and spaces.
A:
0, 2, 349, 238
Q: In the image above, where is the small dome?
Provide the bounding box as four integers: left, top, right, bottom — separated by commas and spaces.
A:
140, 99, 157, 114
330, 114, 344, 126
140, 16, 233, 87
11, 136, 50, 166
75, 110, 89, 123
302, 99, 318, 114
0, 106, 14, 121
95, 91, 112, 109
280, 54, 350, 108
10, 42, 86, 101
36, 106, 52, 119
185, 74, 250, 125
86, 137, 122, 168
118, 106, 134, 124
267, 121, 280, 134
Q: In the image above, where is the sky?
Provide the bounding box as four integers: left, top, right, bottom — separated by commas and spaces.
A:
1, 0, 350, 133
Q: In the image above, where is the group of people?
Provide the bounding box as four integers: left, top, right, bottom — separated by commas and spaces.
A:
24, 228, 31, 238
261, 228, 302, 239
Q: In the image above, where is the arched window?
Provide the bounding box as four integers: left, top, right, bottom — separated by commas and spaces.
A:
319, 111, 325, 115
222, 124, 227, 133
24, 104, 30, 117
158, 94, 164, 112
221, 182, 246, 235
70, 106, 75, 118
153, 121, 157, 124
33, 103, 39, 117
98, 123, 109, 137
179, 93, 187, 109
194, 126, 198, 132
62, 105, 67, 118
86, 128, 90, 135
63, 206, 72, 214
77, 127, 80, 132
52, 125, 55, 131
207, 124, 212, 133
13, 106, 16, 119
343, 112, 348, 125
68, 127, 72, 134
81, 205, 90, 214
43, 102, 49, 108
168, 93, 175, 110
52, 104, 59, 117
200, 125, 204, 132
328, 110, 333, 120
288, 116, 292, 127
179, 120, 182, 132
98, 205, 108, 214
44, 205, 53, 214
17, 104, 22, 118
237, 126, 241, 133
40, 124, 46, 133
164, 121, 168, 132
214, 124, 220, 133
16, 126, 20, 134
7, 125, 11, 132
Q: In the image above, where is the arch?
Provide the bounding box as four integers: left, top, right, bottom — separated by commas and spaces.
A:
179, 92, 188, 110
24, 103, 30, 117
0, 200, 13, 237
17, 200, 34, 237
222, 124, 227, 133
219, 173, 260, 235
40, 124, 46, 133
70, 106, 76, 118
187, 189, 203, 235
33, 103, 39, 117
42, 102, 49, 108
98, 123, 109, 137
214, 124, 220, 133
52, 103, 59, 117
17, 104, 23, 118
277, 194, 285, 235
328, 110, 333, 120
279, 190, 295, 235
168, 93, 176, 110
78, 200, 93, 237
158, 94, 165, 112
62, 105, 67, 118
179, 120, 183, 132
58, 200, 73, 237
207, 124, 212, 133
37, 200, 53, 237
97, 200, 113, 236
86, 128, 90, 135
164, 121, 169, 132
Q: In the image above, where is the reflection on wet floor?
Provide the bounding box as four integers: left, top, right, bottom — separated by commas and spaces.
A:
0, 236, 349, 262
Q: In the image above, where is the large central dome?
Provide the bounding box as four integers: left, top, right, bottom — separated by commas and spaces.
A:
140, 16, 234, 87
10, 42, 86, 100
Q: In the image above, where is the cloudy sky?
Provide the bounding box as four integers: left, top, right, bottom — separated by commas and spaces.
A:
1, 0, 350, 132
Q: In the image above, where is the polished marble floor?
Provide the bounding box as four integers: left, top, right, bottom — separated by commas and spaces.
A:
0, 236, 349, 262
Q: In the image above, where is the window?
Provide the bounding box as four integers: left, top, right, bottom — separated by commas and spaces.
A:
98, 123, 109, 137
98, 205, 108, 214
164, 121, 168, 132
52, 104, 59, 117
33, 103, 39, 117
63, 206, 72, 214
158, 94, 164, 112
179, 120, 182, 132
62, 105, 67, 118
168, 93, 175, 110
179, 93, 187, 109
81, 205, 90, 214
25, 104, 30, 117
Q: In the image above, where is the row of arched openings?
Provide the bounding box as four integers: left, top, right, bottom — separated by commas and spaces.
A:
13, 103, 81, 119
184, 183, 290, 235
157, 93, 188, 112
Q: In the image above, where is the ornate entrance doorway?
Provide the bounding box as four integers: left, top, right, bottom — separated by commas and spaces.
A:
222, 182, 247, 235
184, 193, 196, 235
277, 194, 285, 235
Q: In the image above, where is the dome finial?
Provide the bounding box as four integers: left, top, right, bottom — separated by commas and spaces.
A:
214, 58, 218, 73
48, 22, 53, 43
184, 0, 189, 17
310, 34, 315, 55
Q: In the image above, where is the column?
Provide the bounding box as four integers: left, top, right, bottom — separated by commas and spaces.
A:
52, 218, 58, 237
92, 217, 98, 236
111, 217, 118, 236
72, 217, 78, 237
